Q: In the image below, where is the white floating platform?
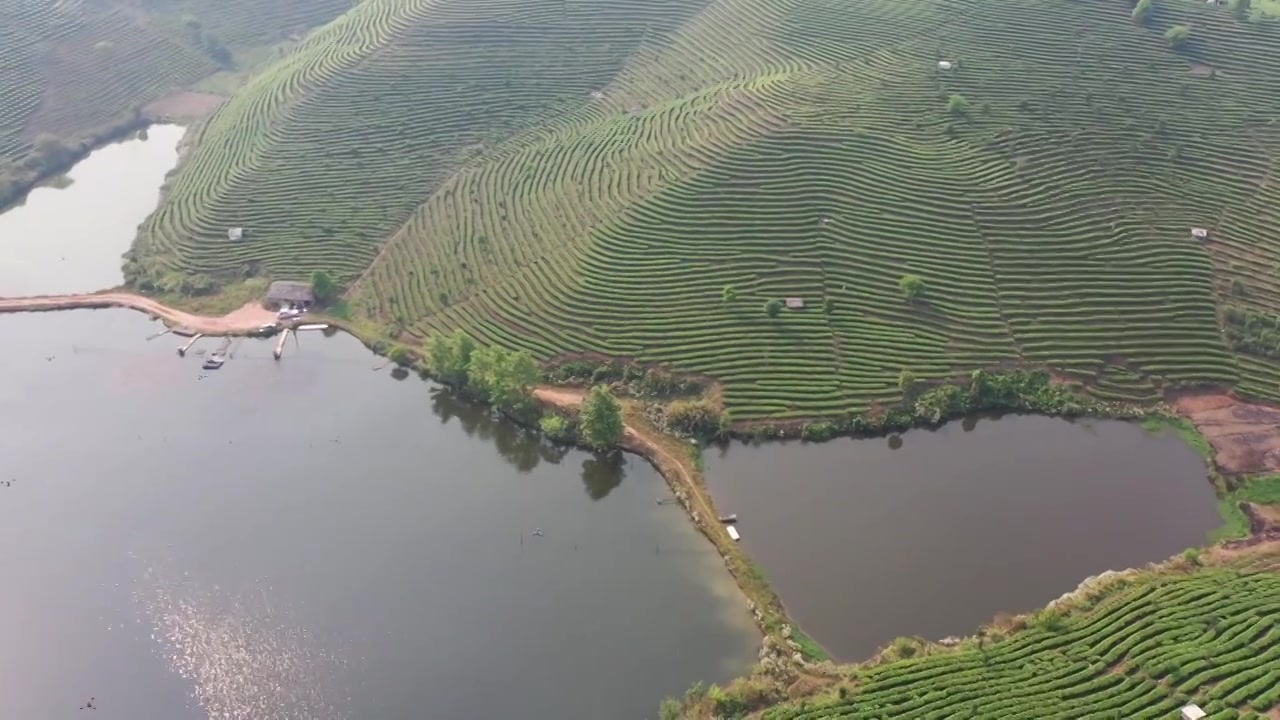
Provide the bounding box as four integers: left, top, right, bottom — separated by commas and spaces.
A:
294, 323, 330, 331
726, 525, 741, 541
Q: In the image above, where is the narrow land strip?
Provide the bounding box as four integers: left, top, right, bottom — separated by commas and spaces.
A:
0, 292, 275, 335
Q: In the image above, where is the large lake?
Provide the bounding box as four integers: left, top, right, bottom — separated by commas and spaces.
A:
704, 416, 1222, 661
0, 131, 758, 719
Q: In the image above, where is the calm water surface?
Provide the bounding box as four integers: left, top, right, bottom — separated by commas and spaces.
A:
0, 311, 758, 719
0, 132, 757, 719
705, 416, 1221, 661
0, 124, 185, 296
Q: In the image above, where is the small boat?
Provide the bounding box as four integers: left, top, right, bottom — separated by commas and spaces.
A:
726, 526, 741, 542
719, 514, 738, 524
202, 352, 226, 370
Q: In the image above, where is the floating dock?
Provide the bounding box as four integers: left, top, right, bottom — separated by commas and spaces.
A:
294, 323, 329, 331
726, 526, 741, 542
177, 333, 204, 356
719, 514, 738, 524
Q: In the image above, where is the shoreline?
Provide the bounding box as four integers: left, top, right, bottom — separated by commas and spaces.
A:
5, 295, 1278, 670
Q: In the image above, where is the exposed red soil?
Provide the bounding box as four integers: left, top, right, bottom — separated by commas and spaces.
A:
1173, 391, 1280, 475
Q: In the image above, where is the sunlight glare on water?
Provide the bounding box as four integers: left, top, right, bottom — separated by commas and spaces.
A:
135, 564, 348, 720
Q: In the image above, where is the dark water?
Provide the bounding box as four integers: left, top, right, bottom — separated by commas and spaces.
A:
0, 310, 757, 719
0, 124, 185, 296
704, 415, 1221, 661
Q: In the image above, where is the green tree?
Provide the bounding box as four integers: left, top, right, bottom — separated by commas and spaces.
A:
310, 270, 338, 303
946, 93, 971, 116
900, 274, 926, 302
467, 346, 539, 410
580, 385, 624, 449
426, 329, 474, 384
1132, 0, 1153, 24
823, 297, 835, 314
765, 298, 783, 317
1165, 24, 1191, 50
722, 285, 738, 302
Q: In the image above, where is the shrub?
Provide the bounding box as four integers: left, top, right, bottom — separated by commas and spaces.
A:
1165, 24, 1191, 50
664, 399, 723, 437
387, 345, 411, 367
946, 93, 971, 115
539, 413, 568, 439
722, 285, 738, 302
899, 274, 925, 302
765, 298, 783, 317
1132, 0, 1153, 24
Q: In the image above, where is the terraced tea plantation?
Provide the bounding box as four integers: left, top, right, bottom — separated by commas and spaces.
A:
130, 0, 1280, 419
755, 563, 1280, 720
0, 0, 348, 168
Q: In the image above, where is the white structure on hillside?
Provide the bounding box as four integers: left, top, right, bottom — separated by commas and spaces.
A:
785, 297, 805, 309
227, 227, 244, 241
938, 60, 954, 70
1191, 227, 1209, 240
1181, 705, 1206, 720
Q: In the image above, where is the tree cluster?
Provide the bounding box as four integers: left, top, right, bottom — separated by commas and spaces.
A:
424, 330, 624, 447
1222, 304, 1280, 359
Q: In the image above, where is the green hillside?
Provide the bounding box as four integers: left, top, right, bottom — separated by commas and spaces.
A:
733, 555, 1280, 720
130, 0, 1280, 419
0, 0, 349, 206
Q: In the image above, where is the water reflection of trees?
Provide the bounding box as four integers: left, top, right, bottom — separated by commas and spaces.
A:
580, 451, 626, 501
429, 387, 628, 499
430, 388, 567, 472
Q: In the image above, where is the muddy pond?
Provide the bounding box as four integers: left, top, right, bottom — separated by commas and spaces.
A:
704, 415, 1222, 661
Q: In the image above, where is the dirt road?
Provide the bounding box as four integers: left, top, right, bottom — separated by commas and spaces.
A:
0, 292, 276, 335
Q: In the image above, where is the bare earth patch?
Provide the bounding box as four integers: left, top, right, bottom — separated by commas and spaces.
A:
143, 91, 225, 121
0, 292, 275, 335
1174, 392, 1280, 474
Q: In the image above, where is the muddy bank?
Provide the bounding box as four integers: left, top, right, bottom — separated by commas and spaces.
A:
0, 292, 275, 335
1173, 392, 1280, 474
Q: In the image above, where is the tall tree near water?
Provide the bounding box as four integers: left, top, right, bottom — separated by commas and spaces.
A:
580, 386, 624, 449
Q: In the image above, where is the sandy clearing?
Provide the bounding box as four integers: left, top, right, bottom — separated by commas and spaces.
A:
1174, 391, 1280, 475
0, 292, 276, 335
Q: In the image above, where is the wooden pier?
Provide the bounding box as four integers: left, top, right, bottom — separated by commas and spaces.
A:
177, 333, 204, 356
273, 328, 291, 360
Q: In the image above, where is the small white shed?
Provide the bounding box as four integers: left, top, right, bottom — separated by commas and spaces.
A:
1181, 704, 1206, 720
227, 227, 244, 241
938, 60, 955, 70
1191, 227, 1209, 240
785, 297, 805, 309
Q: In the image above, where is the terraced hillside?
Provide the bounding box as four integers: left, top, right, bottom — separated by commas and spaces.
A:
0, 0, 348, 187
750, 557, 1280, 720
131, 0, 1280, 419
